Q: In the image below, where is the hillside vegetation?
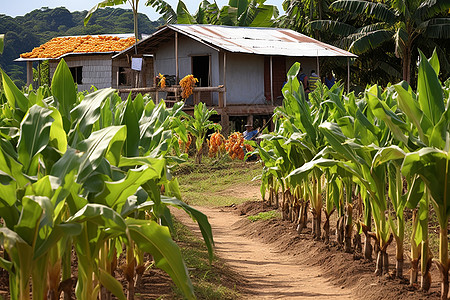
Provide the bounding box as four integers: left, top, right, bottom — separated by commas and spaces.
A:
0, 7, 164, 86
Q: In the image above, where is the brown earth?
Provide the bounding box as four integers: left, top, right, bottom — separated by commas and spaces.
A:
173, 201, 441, 300
0, 184, 443, 300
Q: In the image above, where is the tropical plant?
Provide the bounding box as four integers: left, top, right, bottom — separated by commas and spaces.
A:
146, 0, 279, 27
0, 59, 214, 300
309, 0, 450, 82
85, 0, 142, 41
187, 102, 221, 164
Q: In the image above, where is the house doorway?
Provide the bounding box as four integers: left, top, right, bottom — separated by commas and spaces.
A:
192, 55, 210, 87
192, 55, 212, 105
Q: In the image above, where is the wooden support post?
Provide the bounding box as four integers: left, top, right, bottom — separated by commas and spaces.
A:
347, 57, 350, 93
218, 91, 224, 108
223, 52, 227, 107
247, 115, 254, 126
270, 56, 274, 105
193, 91, 201, 105
26, 61, 33, 87
221, 113, 230, 136
316, 51, 320, 78
175, 32, 179, 82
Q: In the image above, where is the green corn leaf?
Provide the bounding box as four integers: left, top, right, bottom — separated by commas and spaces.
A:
98, 268, 126, 300
372, 145, 405, 167
402, 148, 450, 227
417, 50, 444, 127
14, 196, 43, 246
127, 219, 195, 300
76, 126, 126, 183
67, 204, 127, 232
51, 59, 77, 124
48, 107, 68, 153
34, 223, 82, 260
18, 105, 54, 174
0, 171, 17, 207
1, 69, 29, 115
405, 176, 424, 209
162, 196, 215, 262
70, 88, 116, 139
96, 165, 163, 209
121, 96, 140, 157
394, 82, 429, 144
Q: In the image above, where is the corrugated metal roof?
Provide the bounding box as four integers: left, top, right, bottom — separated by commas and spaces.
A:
168, 24, 357, 57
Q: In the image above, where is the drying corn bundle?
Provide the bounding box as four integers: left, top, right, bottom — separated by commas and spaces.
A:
158, 73, 166, 88
20, 36, 136, 58
180, 74, 198, 99
178, 134, 192, 153
225, 132, 253, 160
208, 132, 226, 157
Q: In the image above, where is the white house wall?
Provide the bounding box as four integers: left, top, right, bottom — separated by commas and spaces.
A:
226, 53, 265, 105
49, 55, 113, 92
154, 36, 220, 103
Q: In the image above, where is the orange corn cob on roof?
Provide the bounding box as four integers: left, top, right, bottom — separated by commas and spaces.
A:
20, 35, 136, 59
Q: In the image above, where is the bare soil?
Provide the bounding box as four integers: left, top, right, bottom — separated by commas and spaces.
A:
173, 201, 441, 300
0, 182, 443, 300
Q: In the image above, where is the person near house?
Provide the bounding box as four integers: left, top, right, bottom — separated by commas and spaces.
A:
243, 122, 259, 140
297, 67, 310, 93
309, 70, 320, 91
324, 72, 336, 89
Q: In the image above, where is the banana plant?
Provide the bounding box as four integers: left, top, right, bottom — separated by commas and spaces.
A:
186, 102, 221, 164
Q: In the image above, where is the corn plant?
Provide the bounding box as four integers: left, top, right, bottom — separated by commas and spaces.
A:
0, 59, 214, 300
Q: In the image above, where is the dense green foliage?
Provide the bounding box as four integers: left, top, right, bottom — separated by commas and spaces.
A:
0, 59, 213, 300
0, 7, 163, 86
252, 53, 450, 298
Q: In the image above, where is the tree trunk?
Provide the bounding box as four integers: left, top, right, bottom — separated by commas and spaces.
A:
402, 43, 412, 83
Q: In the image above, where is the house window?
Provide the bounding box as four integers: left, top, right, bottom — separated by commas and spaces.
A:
192, 56, 210, 87
118, 67, 127, 86
69, 66, 82, 84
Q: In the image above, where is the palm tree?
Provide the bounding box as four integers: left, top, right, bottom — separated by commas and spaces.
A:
146, 0, 279, 27
276, 0, 332, 32
309, 0, 450, 83
85, 0, 141, 41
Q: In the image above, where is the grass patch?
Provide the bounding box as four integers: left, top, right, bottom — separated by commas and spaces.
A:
247, 210, 281, 222
174, 157, 262, 207
172, 218, 241, 300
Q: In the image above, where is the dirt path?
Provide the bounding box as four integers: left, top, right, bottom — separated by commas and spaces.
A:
172, 206, 354, 299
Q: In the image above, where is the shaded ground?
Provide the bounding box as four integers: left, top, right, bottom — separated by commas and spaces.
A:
173, 200, 441, 299
172, 206, 353, 299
